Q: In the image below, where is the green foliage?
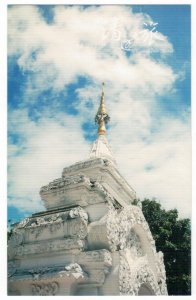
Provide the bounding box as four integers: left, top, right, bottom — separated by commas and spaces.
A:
141, 198, 191, 295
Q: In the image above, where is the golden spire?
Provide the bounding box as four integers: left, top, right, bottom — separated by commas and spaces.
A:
95, 82, 110, 135
100, 82, 106, 114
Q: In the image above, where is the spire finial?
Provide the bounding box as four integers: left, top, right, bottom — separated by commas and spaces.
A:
102, 82, 104, 95
95, 83, 110, 135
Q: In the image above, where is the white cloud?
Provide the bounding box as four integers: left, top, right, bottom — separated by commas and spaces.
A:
8, 109, 90, 212
111, 118, 191, 218
8, 5, 174, 94
7, 5, 191, 219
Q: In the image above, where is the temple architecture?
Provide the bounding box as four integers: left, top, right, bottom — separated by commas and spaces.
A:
8, 83, 168, 296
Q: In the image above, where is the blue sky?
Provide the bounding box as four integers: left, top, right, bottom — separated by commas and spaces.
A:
8, 5, 191, 224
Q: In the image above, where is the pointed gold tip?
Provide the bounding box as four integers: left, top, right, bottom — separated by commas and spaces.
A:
102, 82, 105, 94
95, 82, 110, 136
100, 83, 106, 114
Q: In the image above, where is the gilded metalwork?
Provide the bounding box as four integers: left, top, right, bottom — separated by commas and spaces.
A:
95, 82, 110, 135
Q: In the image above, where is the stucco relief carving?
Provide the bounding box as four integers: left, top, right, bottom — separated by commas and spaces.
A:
15, 213, 65, 239
106, 202, 119, 252
77, 250, 112, 267
67, 218, 88, 239
28, 221, 61, 237
119, 250, 133, 294
9, 207, 88, 246
29, 225, 45, 238
119, 205, 156, 253
68, 206, 88, 222
119, 251, 160, 295
10, 263, 87, 285
27, 207, 87, 226
31, 212, 65, 225
8, 209, 89, 261
63, 263, 87, 280
8, 156, 168, 295
155, 251, 168, 295
32, 282, 59, 296
91, 181, 108, 196
40, 174, 92, 194
128, 230, 144, 258
13, 239, 85, 258
105, 199, 157, 254
13, 218, 30, 230
132, 264, 160, 295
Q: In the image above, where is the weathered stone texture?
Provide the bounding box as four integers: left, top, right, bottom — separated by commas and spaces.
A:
8, 157, 167, 295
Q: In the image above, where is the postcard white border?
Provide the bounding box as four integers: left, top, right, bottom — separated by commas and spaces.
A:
1, 1, 195, 299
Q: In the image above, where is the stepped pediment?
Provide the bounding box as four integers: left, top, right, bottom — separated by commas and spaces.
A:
40, 158, 136, 210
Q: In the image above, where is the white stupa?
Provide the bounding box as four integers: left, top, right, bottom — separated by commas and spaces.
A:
8, 83, 168, 296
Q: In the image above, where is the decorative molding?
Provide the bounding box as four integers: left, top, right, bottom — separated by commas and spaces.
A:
63, 263, 87, 280
8, 208, 89, 261
9, 207, 88, 248
62, 158, 136, 199
29, 225, 45, 238
9, 263, 87, 283
62, 158, 105, 176
13, 239, 85, 258
13, 218, 30, 230
91, 181, 109, 198
77, 250, 112, 267
28, 220, 62, 238
40, 174, 92, 194
67, 218, 88, 239
32, 282, 59, 296
68, 206, 88, 222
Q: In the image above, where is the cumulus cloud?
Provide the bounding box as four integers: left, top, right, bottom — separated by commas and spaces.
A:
111, 117, 191, 218
8, 5, 174, 94
8, 109, 90, 212
8, 5, 191, 218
